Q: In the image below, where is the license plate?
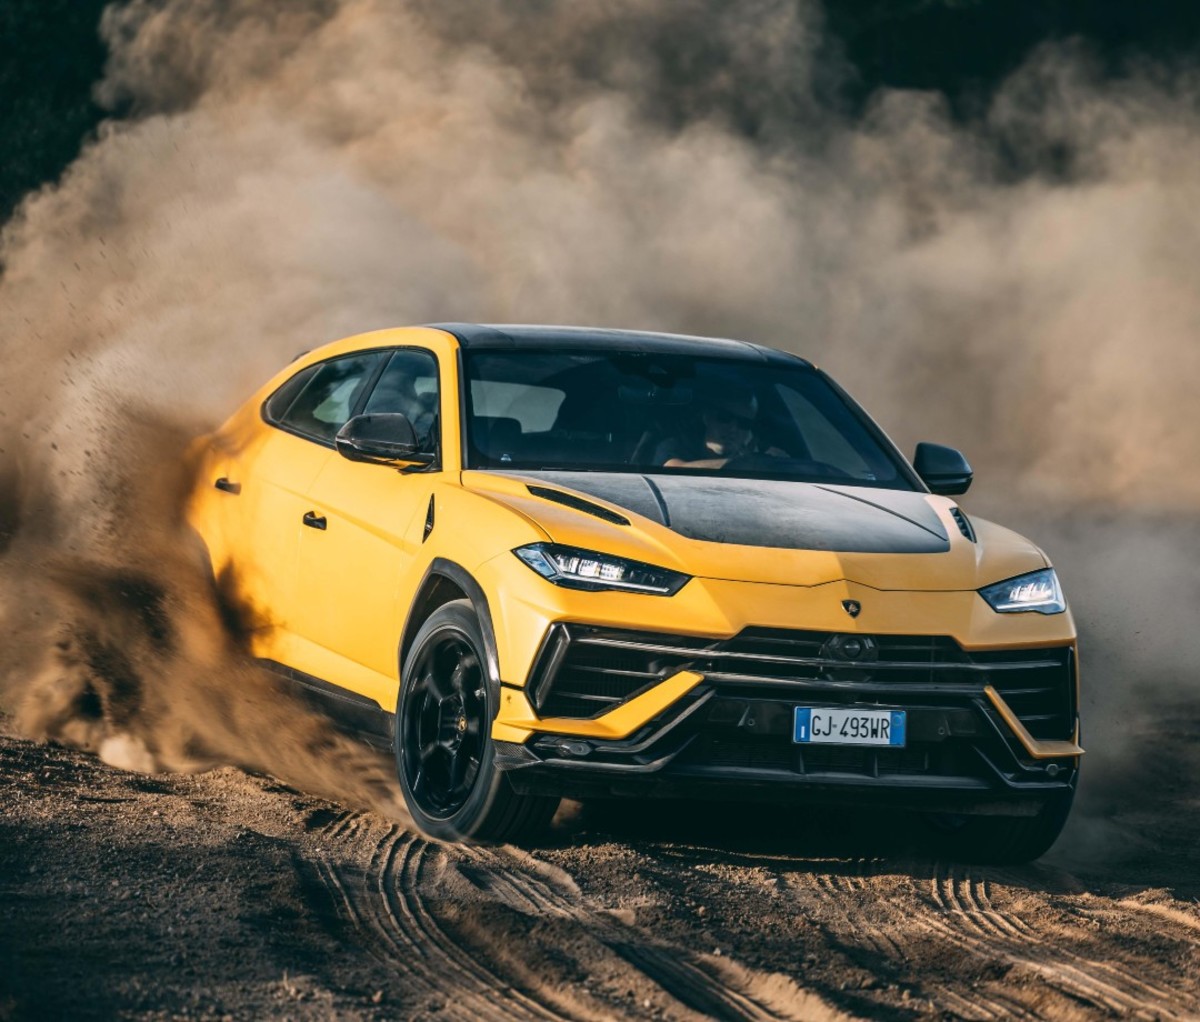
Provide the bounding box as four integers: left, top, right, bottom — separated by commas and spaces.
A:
793, 707, 906, 747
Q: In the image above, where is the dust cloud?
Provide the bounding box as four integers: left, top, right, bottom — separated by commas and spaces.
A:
1, 0, 1197, 840
0, 413, 406, 815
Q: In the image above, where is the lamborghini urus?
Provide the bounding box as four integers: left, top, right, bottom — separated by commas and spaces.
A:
188, 324, 1082, 861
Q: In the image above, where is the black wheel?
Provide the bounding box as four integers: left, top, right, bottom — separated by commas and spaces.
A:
924, 785, 1076, 864
396, 600, 559, 842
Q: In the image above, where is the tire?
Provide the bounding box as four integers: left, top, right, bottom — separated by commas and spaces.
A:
924, 784, 1076, 864
396, 600, 559, 843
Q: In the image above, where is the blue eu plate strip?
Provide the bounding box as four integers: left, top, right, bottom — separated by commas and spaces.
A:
794, 706, 813, 742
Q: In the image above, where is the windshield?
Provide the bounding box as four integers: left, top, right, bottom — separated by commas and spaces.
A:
462, 349, 917, 490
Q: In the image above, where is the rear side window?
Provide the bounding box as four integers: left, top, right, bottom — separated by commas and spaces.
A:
266, 352, 385, 443
264, 365, 318, 422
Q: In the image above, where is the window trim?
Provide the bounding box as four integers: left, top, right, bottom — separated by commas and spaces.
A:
261, 346, 441, 462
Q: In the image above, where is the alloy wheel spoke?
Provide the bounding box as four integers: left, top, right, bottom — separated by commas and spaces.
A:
405, 635, 487, 816
428, 665, 455, 703
415, 668, 440, 700
458, 652, 479, 674
449, 747, 469, 792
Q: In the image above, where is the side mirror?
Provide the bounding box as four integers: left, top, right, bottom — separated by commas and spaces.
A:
335, 413, 434, 466
913, 442, 973, 496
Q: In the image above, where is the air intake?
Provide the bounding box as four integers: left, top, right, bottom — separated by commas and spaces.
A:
527, 486, 630, 526
949, 507, 976, 542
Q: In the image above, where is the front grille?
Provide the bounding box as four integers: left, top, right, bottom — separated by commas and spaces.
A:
973, 646, 1075, 740
530, 625, 1076, 741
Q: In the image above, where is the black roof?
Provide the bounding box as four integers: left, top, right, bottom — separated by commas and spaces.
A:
428, 323, 810, 367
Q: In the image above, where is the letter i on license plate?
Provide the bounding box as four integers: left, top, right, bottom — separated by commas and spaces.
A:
793, 707, 906, 747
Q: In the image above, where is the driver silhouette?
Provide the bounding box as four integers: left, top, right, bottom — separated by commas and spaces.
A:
655, 386, 784, 469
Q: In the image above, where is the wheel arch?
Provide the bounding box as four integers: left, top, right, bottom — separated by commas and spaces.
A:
399, 558, 501, 689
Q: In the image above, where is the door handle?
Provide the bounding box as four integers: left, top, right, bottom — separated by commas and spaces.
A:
214, 477, 241, 495
302, 511, 327, 531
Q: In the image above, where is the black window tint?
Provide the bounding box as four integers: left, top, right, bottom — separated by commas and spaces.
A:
361, 349, 440, 453
264, 364, 319, 423
462, 350, 915, 489
278, 353, 384, 442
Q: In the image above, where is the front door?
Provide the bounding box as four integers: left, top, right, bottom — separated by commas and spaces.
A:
293, 348, 441, 708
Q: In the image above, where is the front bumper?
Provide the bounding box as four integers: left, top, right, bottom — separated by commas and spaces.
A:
492, 622, 1081, 815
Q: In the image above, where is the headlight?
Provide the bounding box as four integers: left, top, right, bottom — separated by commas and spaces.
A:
979, 568, 1066, 615
513, 543, 690, 595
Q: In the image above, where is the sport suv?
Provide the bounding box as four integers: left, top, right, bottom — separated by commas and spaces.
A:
188, 324, 1082, 861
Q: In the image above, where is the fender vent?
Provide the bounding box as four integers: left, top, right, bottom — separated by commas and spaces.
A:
527, 485, 630, 526
423, 495, 435, 541
949, 507, 976, 542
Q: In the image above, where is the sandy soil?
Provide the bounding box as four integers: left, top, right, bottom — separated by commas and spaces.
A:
2, 709, 1198, 1022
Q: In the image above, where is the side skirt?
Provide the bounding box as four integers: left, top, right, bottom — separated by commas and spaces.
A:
259, 659, 395, 752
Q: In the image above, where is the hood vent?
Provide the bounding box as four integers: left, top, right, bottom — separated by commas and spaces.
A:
949, 507, 976, 543
527, 485, 630, 526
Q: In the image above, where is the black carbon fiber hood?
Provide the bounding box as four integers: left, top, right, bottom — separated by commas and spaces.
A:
516, 472, 950, 554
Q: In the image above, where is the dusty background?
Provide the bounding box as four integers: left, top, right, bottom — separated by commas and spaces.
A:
2, 1, 1199, 1018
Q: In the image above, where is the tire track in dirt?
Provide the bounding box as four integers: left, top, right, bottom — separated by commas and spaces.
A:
783, 858, 1031, 1021
923, 861, 1197, 1020
769, 851, 1198, 1021
459, 843, 823, 1022
958, 866, 1188, 1003
307, 811, 844, 1022
1111, 896, 1200, 937
304, 806, 1199, 1021
306, 811, 578, 1022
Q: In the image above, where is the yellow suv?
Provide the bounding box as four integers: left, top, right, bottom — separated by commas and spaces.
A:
188, 324, 1081, 861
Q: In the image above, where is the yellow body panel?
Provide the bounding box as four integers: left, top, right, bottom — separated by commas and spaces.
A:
293, 452, 427, 687
984, 686, 1084, 759
187, 326, 1079, 766
495, 671, 706, 743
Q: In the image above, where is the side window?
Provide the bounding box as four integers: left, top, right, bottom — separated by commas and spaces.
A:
271, 353, 385, 443
361, 349, 440, 452
264, 364, 318, 422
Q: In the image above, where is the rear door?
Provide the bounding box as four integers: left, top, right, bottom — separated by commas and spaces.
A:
293, 348, 441, 708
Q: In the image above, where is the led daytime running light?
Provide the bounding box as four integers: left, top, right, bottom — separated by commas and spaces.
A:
978, 568, 1066, 615
514, 543, 690, 595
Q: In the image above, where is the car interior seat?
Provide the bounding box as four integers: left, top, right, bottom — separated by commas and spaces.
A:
471, 416, 524, 465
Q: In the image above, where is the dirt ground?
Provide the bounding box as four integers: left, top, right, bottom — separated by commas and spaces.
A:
2, 707, 1198, 1022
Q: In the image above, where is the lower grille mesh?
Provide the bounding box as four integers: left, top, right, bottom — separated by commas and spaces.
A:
533, 625, 1076, 741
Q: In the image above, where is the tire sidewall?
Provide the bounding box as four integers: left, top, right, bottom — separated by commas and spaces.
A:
396, 600, 504, 841
925, 780, 1078, 864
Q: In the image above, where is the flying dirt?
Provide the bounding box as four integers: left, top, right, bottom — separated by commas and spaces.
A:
1, 0, 1199, 1018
